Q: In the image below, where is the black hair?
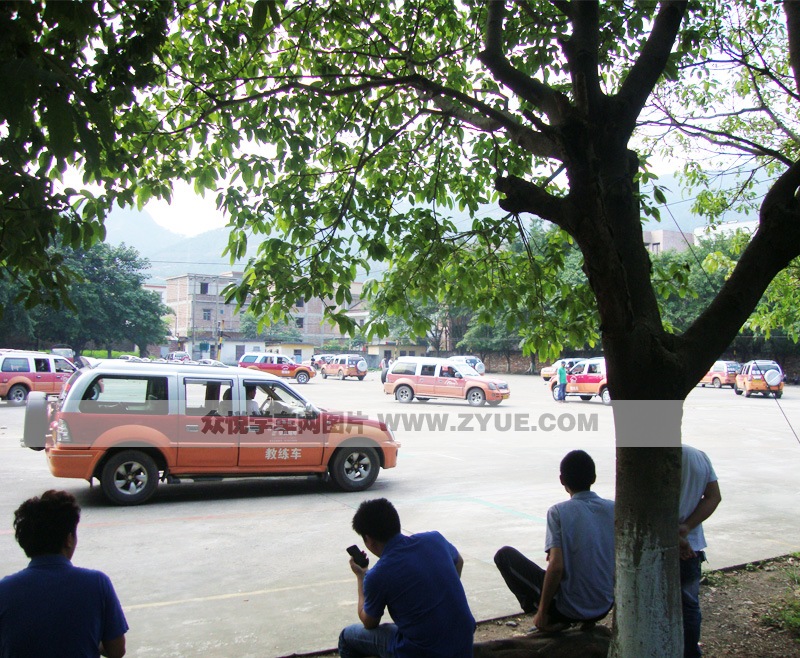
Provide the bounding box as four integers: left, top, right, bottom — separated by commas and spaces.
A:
13, 490, 81, 558
560, 450, 596, 492
352, 498, 401, 543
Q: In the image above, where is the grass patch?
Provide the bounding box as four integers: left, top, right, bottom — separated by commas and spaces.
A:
763, 558, 800, 637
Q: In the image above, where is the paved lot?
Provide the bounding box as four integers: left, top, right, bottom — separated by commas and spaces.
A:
1, 373, 799, 656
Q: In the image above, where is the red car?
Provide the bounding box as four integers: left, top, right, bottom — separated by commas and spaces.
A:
238, 353, 316, 384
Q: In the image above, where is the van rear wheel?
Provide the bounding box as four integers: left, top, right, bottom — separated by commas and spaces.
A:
7, 384, 29, 405
100, 450, 158, 505
395, 385, 414, 403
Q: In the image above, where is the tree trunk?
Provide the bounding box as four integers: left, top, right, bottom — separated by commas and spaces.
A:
609, 403, 683, 658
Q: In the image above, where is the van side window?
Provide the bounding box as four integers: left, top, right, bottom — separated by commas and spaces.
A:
80, 376, 169, 415
247, 382, 306, 417
35, 358, 51, 373
2, 357, 29, 373
54, 358, 75, 373
420, 365, 436, 376
391, 362, 416, 376
184, 378, 234, 417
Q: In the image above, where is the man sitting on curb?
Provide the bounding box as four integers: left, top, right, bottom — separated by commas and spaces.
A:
494, 450, 615, 632
339, 497, 475, 657
0, 490, 129, 657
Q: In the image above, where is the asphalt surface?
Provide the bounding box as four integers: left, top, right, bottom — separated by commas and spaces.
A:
1, 373, 799, 657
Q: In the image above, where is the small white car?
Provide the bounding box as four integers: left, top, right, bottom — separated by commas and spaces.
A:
448, 355, 486, 375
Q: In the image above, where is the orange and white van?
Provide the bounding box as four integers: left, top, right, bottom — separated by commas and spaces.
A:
549, 357, 611, 405
734, 360, 784, 398
383, 357, 509, 406
698, 360, 741, 388
0, 349, 76, 404
22, 360, 398, 505
238, 352, 316, 383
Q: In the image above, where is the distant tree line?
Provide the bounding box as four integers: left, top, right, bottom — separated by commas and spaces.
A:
373, 224, 800, 368
0, 243, 171, 356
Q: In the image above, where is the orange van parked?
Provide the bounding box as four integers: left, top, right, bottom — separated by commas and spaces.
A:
383, 357, 509, 406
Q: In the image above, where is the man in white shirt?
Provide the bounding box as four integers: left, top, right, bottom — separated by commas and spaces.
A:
679, 445, 722, 658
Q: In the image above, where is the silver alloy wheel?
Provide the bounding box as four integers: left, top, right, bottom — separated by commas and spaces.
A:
296, 371, 309, 384
601, 387, 612, 405
112, 460, 150, 497
467, 388, 485, 406
8, 385, 28, 404
342, 450, 373, 483
395, 385, 413, 403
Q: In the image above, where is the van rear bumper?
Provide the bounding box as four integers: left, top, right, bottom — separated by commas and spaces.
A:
46, 446, 103, 480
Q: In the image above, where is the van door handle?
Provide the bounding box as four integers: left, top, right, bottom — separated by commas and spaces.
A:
185, 425, 200, 432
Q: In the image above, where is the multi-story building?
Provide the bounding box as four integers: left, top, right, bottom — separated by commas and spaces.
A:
164, 272, 364, 363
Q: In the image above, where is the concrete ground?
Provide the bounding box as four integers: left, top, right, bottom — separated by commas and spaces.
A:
0, 373, 798, 657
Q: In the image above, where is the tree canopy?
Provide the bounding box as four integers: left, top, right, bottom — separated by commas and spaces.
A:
0, 243, 170, 355
4, 2, 800, 655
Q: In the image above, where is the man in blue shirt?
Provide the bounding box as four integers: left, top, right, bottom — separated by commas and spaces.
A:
338, 498, 475, 658
0, 490, 128, 658
494, 450, 615, 631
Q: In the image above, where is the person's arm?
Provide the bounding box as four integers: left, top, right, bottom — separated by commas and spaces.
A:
680, 481, 721, 534
532, 547, 564, 631
100, 635, 126, 658
351, 560, 380, 629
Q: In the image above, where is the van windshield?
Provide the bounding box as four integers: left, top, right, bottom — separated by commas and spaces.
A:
454, 364, 480, 377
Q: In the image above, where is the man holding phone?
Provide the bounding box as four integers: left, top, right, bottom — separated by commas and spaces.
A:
339, 498, 475, 658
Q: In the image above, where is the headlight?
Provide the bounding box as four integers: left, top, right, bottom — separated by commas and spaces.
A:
487, 382, 497, 390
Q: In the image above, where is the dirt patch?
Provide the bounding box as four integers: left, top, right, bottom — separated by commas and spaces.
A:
304, 555, 800, 658
472, 555, 800, 657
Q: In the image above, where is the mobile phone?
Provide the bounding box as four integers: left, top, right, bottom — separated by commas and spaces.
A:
346, 544, 369, 568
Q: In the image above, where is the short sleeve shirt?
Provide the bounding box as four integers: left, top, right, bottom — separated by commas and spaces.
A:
0, 555, 128, 658
363, 532, 475, 658
680, 445, 718, 552
545, 491, 615, 620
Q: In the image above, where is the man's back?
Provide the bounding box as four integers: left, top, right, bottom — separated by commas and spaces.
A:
364, 531, 475, 657
546, 491, 615, 619
0, 555, 128, 658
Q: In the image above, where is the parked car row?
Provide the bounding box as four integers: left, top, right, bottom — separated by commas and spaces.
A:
542, 355, 786, 404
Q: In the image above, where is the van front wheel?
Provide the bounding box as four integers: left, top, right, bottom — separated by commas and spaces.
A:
330, 447, 379, 492
467, 388, 486, 406
100, 450, 159, 505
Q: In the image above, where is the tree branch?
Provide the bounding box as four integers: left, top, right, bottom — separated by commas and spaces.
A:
617, 1, 687, 136
680, 160, 800, 390
561, 1, 602, 114
495, 175, 567, 226
478, 0, 571, 124
784, 0, 800, 96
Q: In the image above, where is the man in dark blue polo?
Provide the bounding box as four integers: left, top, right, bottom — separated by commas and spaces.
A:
0, 490, 128, 658
339, 498, 475, 658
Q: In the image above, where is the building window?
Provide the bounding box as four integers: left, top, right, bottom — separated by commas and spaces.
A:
203, 309, 212, 321
200, 282, 209, 295
295, 318, 304, 329
296, 298, 304, 308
